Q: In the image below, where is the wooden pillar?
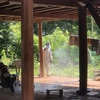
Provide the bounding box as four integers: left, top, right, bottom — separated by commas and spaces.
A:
21, 0, 34, 100
38, 22, 44, 77
77, 2, 88, 96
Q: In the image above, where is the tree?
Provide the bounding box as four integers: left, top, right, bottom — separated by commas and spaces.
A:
10, 22, 21, 59
0, 21, 14, 58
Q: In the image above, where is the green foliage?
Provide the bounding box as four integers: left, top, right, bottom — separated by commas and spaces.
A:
50, 65, 79, 78
34, 34, 39, 60
0, 50, 10, 65
87, 16, 100, 39
34, 20, 79, 35
0, 16, 100, 79
9, 22, 21, 59
44, 27, 69, 50
0, 21, 15, 59
42, 21, 56, 35
89, 50, 100, 66
50, 64, 100, 79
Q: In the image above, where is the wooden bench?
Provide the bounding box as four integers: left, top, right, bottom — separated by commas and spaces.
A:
46, 89, 63, 98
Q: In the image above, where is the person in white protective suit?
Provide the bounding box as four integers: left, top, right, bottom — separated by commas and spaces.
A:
43, 42, 53, 77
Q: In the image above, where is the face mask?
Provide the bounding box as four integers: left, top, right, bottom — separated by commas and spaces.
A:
46, 46, 49, 49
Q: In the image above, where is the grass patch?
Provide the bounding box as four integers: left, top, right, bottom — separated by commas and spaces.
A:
8, 63, 100, 79
50, 64, 100, 79
50, 65, 79, 78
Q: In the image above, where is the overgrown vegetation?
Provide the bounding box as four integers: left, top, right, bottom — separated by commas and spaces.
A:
0, 16, 100, 79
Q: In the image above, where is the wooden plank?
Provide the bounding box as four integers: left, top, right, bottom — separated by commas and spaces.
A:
0, 0, 90, 21
78, 2, 88, 96
9, 0, 76, 6
87, 3, 100, 28
38, 22, 44, 77
21, 0, 34, 100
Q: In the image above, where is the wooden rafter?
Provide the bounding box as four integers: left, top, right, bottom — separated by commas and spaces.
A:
9, 0, 77, 6
0, 0, 97, 22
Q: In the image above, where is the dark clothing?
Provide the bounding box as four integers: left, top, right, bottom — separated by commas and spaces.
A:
0, 62, 11, 88
0, 63, 10, 78
0, 62, 16, 92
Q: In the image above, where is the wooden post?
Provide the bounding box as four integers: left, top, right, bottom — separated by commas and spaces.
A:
77, 2, 88, 96
38, 22, 44, 77
21, 0, 34, 100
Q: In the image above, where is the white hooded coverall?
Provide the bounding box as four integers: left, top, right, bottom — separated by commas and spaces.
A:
43, 47, 53, 76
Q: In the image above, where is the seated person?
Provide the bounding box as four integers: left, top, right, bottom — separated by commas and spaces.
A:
0, 62, 16, 92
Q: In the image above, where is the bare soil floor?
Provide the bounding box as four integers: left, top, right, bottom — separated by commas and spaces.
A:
0, 76, 100, 100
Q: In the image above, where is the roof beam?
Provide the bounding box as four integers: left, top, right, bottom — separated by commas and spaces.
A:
34, 6, 66, 13
0, 8, 78, 19
0, 9, 20, 16
42, 8, 78, 14
9, 0, 77, 6
34, 0, 76, 6
9, 0, 96, 6
34, 12, 78, 19
0, 1, 9, 6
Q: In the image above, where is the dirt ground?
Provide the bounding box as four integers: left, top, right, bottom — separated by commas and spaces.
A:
0, 76, 100, 100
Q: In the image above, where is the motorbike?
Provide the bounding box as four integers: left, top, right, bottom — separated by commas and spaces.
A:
0, 74, 16, 93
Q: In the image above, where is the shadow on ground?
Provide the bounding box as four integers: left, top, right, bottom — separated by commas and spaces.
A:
0, 76, 100, 100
